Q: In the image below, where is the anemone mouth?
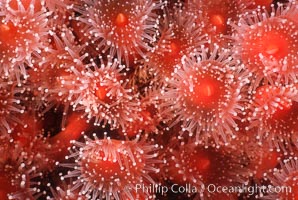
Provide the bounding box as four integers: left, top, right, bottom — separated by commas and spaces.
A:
0, 21, 17, 43
182, 69, 228, 111
188, 0, 246, 47
262, 31, 289, 59
208, 11, 227, 33
114, 12, 129, 28
178, 59, 237, 120
168, 41, 181, 56
270, 100, 294, 121
94, 84, 109, 102
81, 142, 123, 183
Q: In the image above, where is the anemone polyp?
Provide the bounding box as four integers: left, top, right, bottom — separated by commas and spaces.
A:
31, 29, 86, 92
188, 0, 248, 48
0, 0, 50, 80
242, 138, 282, 180
263, 157, 298, 200
120, 90, 162, 138
231, 1, 298, 86
164, 141, 249, 199
27, 29, 88, 123
247, 85, 298, 150
78, 0, 161, 66
0, 167, 33, 200
161, 48, 249, 145
70, 59, 140, 130
62, 134, 160, 200
0, 135, 40, 200
145, 7, 205, 78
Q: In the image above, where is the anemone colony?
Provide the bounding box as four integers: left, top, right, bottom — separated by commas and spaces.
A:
0, 0, 298, 199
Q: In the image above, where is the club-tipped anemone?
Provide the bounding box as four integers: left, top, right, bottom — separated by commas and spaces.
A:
0, 0, 50, 81
161, 47, 250, 145
77, 0, 162, 66
231, 1, 298, 87
69, 59, 140, 130
145, 6, 206, 78
247, 85, 298, 150
61, 133, 161, 200
263, 157, 298, 200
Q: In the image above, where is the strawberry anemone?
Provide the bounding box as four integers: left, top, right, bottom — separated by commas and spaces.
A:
0, 135, 40, 200
231, 1, 298, 86
69, 59, 140, 130
145, 7, 205, 78
78, 0, 161, 66
188, 0, 249, 48
62, 134, 161, 200
247, 85, 298, 149
27, 29, 88, 127
264, 157, 298, 200
161, 48, 249, 145
0, 0, 50, 81
164, 141, 249, 199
